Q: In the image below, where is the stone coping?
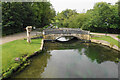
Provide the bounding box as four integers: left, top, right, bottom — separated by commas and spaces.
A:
91, 39, 120, 51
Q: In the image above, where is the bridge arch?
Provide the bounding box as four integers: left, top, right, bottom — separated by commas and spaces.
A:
43, 28, 90, 41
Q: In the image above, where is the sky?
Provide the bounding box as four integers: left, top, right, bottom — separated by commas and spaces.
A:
50, 0, 118, 13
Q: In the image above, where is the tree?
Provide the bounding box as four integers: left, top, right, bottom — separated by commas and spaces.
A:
118, 0, 120, 17
2, 2, 56, 36
83, 2, 120, 33
68, 13, 87, 28
54, 9, 78, 28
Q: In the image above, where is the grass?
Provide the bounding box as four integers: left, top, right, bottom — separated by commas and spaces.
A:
117, 35, 120, 39
91, 35, 120, 48
1, 39, 42, 72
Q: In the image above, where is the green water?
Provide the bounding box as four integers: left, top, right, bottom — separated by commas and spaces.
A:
12, 38, 119, 78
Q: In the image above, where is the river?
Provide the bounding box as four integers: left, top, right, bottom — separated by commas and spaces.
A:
12, 37, 119, 78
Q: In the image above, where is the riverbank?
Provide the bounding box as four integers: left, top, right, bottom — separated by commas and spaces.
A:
90, 32, 120, 42
11, 37, 119, 78
1, 31, 120, 79
1, 38, 43, 79
91, 39, 120, 51
91, 35, 120, 51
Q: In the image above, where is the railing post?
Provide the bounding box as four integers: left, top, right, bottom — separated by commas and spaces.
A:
88, 31, 90, 41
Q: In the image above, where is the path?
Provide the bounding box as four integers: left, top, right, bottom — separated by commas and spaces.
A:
90, 32, 120, 42
0, 31, 120, 45
0, 31, 38, 45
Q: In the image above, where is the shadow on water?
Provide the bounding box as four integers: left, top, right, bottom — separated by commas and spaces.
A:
10, 36, 120, 78
10, 50, 51, 78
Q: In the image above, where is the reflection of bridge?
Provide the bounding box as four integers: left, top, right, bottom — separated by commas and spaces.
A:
43, 28, 90, 41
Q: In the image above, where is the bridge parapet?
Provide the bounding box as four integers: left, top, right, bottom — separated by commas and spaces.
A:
43, 28, 90, 41
44, 28, 89, 35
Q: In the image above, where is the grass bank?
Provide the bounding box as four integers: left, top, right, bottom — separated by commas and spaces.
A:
1, 38, 42, 78
91, 35, 120, 48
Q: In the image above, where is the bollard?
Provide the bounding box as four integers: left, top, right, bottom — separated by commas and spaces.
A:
26, 26, 32, 43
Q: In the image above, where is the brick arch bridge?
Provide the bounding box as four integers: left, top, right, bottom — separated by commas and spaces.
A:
43, 28, 91, 41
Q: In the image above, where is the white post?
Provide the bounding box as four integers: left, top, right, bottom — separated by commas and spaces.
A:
26, 26, 32, 43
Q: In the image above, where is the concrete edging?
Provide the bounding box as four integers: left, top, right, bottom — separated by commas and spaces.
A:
91, 39, 120, 51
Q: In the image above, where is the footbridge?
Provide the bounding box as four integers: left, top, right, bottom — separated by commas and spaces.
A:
43, 28, 91, 41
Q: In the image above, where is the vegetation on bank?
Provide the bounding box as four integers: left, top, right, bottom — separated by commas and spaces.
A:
53, 1, 120, 34
1, 38, 42, 78
117, 35, 120, 39
91, 35, 120, 48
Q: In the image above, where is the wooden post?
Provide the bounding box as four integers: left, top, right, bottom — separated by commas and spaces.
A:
26, 26, 32, 43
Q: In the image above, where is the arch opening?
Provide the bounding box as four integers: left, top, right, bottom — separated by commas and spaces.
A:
55, 36, 79, 42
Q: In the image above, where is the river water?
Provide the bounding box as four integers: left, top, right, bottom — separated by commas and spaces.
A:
12, 37, 119, 78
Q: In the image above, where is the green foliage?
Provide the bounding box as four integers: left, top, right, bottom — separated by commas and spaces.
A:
2, 2, 56, 36
83, 2, 120, 33
118, 0, 120, 16
54, 1, 120, 34
68, 13, 87, 28
43, 25, 49, 29
2, 57, 31, 78
117, 35, 120, 39
54, 9, 78, 28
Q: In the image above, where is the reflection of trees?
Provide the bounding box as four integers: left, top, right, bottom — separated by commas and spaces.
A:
12, 50, 51, 78
35, 50, 51, 77
44, 40, 81, 50
44, 39, 89, 50
84, 43, 119, 64
64, 36, 74, 40
44, 41, 119, 64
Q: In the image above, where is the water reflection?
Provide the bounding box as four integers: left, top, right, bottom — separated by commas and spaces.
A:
44, 40, 119, 64
12, 50, 51, 78
41, 50, 118, 78
12, 37, 119, 78
85, 44, 119, 64
56, 36, 75, 41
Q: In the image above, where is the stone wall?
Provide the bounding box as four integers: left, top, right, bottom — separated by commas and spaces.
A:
43, 34, 90, 41
44, 28, 89, 35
